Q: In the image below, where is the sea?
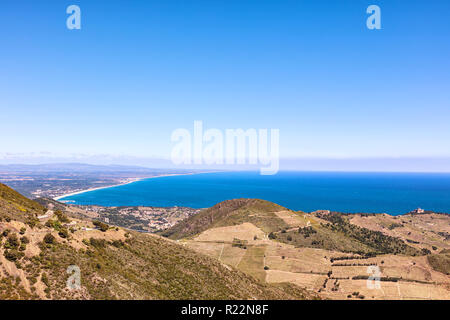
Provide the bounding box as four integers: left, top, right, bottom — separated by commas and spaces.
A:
58, 171, 450, 215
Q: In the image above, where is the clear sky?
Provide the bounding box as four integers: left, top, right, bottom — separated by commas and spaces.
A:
1, 0, 450, 169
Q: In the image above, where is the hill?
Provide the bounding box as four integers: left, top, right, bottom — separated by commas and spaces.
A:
0, 184, 315, 300
160, 199, 290, 239
160, 199, 450, 300
0, 183, 45, 224
161, 199, 422, 256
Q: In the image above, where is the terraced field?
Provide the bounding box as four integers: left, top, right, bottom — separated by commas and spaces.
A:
175, 201, 450, 300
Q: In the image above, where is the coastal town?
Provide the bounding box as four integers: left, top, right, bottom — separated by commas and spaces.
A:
75, 204, 201, 232
36, 197, 201, 233
0, 163, 196, 199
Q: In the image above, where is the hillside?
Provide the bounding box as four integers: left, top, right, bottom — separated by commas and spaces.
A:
161, 199, 450, 300
0, 183, 45, 223
160, 198, 290, 239
161, 199, 422, 256
0, 184, 315, 300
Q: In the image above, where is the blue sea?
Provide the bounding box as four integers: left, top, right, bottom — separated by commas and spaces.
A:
59, 171, 450, 215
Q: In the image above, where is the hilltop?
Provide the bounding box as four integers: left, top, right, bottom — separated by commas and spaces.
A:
161, 199, 450, 300
161, 199, 289, 239
0, 184, 315, 300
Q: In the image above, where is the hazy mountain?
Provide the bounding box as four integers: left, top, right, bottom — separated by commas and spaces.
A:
0, 163, 185, 174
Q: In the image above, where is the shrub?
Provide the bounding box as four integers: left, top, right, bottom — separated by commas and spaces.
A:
43, 233, 56, 244
20, 236, 30, 244
4, 249, 24, 262
111, 240, 124, 248
5, 234, 20, 249
89, 238, 107, 248
26, 218, 39, 228
93, 220, 109, 232
19, 227, 26, 235
58, 228, 69, 239
45, 219, 62, 231
41, 273, 49, 287
54, 210, 70, 223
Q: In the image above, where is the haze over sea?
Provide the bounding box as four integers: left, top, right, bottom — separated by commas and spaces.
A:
58, 171, 450, 215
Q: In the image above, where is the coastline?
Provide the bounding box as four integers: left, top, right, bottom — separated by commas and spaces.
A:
53, 173, 199, 201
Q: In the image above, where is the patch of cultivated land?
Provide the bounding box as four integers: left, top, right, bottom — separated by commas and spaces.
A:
194, 222, 266, 242
349, 213, 450, 253
237, 245, 267, 283
177, 201, 450, 300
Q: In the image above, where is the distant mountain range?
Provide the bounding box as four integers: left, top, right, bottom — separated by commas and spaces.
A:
0, 163, 186, 173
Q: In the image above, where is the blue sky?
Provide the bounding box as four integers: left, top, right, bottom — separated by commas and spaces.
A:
1, 0, 450, 169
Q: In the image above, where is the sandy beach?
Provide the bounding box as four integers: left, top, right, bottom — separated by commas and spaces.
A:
53, 173, 196, 201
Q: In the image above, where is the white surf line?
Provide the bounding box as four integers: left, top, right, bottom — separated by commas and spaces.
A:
53, 171, 216, 201
53, 179, 144, 200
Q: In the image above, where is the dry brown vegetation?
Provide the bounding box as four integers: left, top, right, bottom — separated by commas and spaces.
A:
0, 183, 315, 300
165, 199, 450, 300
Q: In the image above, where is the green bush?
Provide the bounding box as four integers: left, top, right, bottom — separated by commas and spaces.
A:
54, 210, 70, 223
89, 238, 107, 248
43, 233, 56, 244
4, 249, 24, 262
20, 236, 30, 244
93, 220, 109, 232
58, 228, 69, 239
5, 234, 20, 250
